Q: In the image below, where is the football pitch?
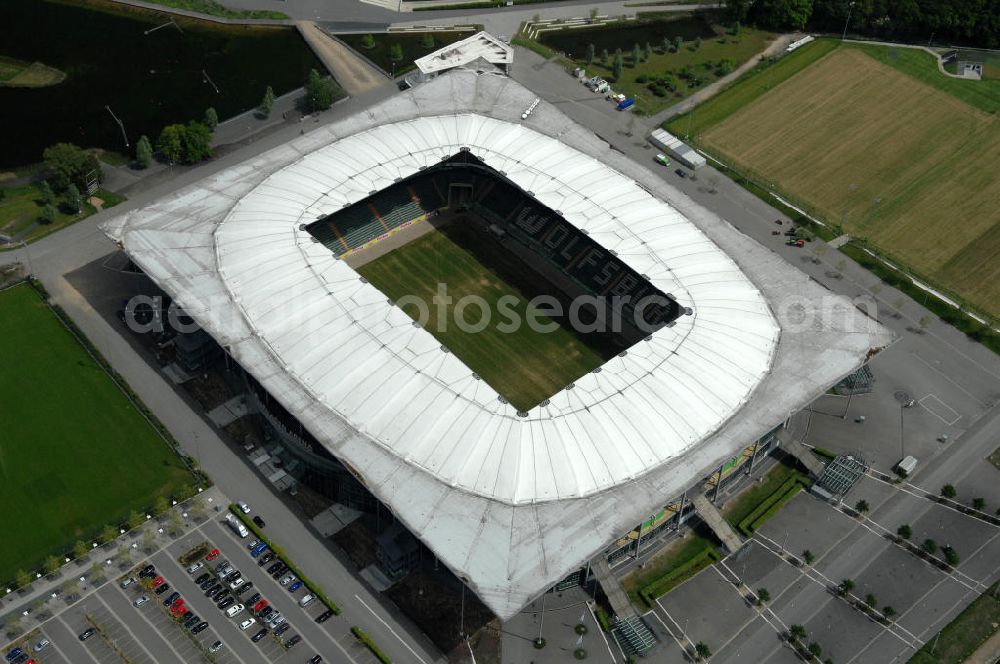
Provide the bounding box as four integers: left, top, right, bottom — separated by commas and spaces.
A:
355, 222, 607, 411
670, 40, 1000, 317
0, 283, 192, 581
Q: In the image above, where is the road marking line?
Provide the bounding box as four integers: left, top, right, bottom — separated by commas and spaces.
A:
45, 629, 77, 664
54, 615, 103, 664
583, 602, 618, 664
918, 393, 962, 425
354, 593, 429, 664
94, 593, 159, 664
646, 608, 690, 658
111, 583, 192, 664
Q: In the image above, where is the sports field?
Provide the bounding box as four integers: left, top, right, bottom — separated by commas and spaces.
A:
671, 40, 1000, 317
0, 283, 192, 581
355, 222, 606, 411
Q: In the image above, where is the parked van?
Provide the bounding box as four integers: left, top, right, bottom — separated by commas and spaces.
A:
225, 513, 249, 538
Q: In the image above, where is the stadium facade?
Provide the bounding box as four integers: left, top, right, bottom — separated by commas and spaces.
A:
102, 69, 892, 621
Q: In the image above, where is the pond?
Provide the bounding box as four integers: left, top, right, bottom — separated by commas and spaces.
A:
540, 14, 719, 58
0, 0, 322, 169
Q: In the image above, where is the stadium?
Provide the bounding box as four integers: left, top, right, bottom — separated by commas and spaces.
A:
102, 68, 892, 623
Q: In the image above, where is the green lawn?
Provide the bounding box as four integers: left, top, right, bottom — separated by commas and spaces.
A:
722, 460, 806, 530
0, 283, 192, 582
137, 0, 288, 19
338, 31, 475, 77
621, 530, 719, 606
908, 582, 1000, 664
355, 226, 605, 411
0, 184, 123, 245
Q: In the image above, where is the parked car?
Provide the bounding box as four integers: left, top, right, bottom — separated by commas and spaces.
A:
315, 609, 333, 623
252, 516, 265, 528
257, 552, 275, 566
224, 570, 241, 583
183, 615, 201, 628
138, 564, 155, 577
32, 639, 50, 654
78, 628, 96, 641
186, 561, 204, 574
274, 622, 291, 636
194, 572, 211, 585
203, 583, 220, 597
201, 579, 218, 592
234, 582, 253, 595
288, 580, 303, 593
251, 542, 268, 558
251, 628, 268, 643
178, 611, 193, 622
309, 656, 323, 664
253, 599, 268, 613
239, 618, 256, 631
675, 168, 687, 178
279, 574, 295, 587
284, 634, 301, 649
133, 595, 150, 607
654, 153, 670, 166
270, 564, 288, 579
259, 607, 273, 620
218, 596, 236, 611
245, 538, 260, 550
247, 592, 262, 605
226, 603, 245, 618
162, 591, 180, 606
120, 577, 136, 589
228, 577, 244, 590
208, 641, 224, 653
266, 562, 283, 575
5, 648, 24, 662
153, 583, 171, 596
215, 561, 232, 575
267, 613, 284, 628
210, 588, 228, 602
205, 548, 220, 561
237, 501, 251, 514
192, 621, 209, 634
150, 576, 165, 589
298, 594, 315, 608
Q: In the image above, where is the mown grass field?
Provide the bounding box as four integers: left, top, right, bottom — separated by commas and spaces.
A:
672, 40, 1000, 317
908, 582, 1000, 664
355, 227, 605, 411
0, 283, 191, 581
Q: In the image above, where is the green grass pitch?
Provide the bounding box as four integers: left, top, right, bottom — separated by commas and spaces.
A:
0, 283, 192, 581
356, 227, 606, 412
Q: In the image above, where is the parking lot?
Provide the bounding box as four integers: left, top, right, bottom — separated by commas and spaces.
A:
3, 513, 387, 664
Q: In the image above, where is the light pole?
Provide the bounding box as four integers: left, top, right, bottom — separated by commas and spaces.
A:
105, 105, 129, 149
842, 1, 856, 41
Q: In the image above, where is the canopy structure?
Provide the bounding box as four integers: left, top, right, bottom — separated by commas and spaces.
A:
103, 69, 893, 620
413, 31, 513, 74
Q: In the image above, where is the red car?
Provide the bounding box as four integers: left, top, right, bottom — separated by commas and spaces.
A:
253, 599, 268, 614
150, 576, 165, 589
205, 548, 220, 561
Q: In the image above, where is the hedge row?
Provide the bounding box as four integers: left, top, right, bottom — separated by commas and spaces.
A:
737, 477, 808, 536
811, 447, 837, 461
640, 547, 720, 605
228, 505, 341, 616
594, 606, 611, 632
351, 625, 393, 664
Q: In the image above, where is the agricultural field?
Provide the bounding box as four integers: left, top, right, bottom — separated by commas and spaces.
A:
0, 283, 193, 582
536, 15, 776, 115
355, 223, 605, 411
672, 40, 1000, 317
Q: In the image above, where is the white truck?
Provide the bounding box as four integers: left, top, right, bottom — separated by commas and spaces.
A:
225, 513, 249, 538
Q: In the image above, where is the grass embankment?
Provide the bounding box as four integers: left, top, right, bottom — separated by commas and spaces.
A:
667, 37, 1000, 325
356, 227, 605, 411
0, 283, 192, 583
722, 460, 808, 536
337, 31, 475, 77
908, 582, 1000, 664
622, 531, 720, 607
0, 184, 123, 245
0, 55, 66, 87
137, 0, 288, 19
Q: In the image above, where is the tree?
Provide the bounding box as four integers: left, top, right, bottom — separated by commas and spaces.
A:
838, 578, 854, 596
63, 183, 82, 213
260, 85, 275, 117
803, 549, 815, 565
941, 484, 957, 499
127, 510, 144, 530
632, 43, 641, 67
612, 51, 624, 81
661, 37, 671, 53
694, 36, 702, 49
589, 7, 598, 20
142, 528, 156, 553
42, 143, 101, 192
897, 524, 912, 540
61, 579, 79, 598
585, 43, 595, 65
305, 69, 340, 112
882, 606, 896, 621
361, 33, 375, 49
754, 0, 813, 30
644, 42, 652, 61
972, 497, 986, 511
601, 48, 609, 65
204, 107, 219, 131
918, 314, 932, 333
855, 499, 870, 515
153, 496, 170, 516
756, 588, 770, 605
3, 614, 22, 638
673, 36, 684, 52
944, 548, 960, 566
15, 568, 32, 589
420, 32, 434, 49
808, 642, 822, 658
389, 42, 403, 62
865, 593, 877, 608
40, 203, 58, 225
168, 510, 184, 536
38, 180, 55, 205
101, 524, 118, 544
188, 497, 206, 521
73, 540, 89, 560
44, 555, 61, 575
789, 624, 806, 641
923, 539, 938, 554
695, 641, 711, 659
135, 135, 153, 169
180, 121, 213, 164
89, 562, 105, 584
157, 125, 184, 164
734, 20, 742, 35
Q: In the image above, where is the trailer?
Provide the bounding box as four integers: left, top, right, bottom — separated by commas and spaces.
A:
648, 128, 706, 169
616, 98, 635, 111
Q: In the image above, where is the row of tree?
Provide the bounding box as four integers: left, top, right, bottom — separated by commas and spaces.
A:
727, 0, 1000, 47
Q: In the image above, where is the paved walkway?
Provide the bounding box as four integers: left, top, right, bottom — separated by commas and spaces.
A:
690, 493, 743, 554
298, 21, 392, 94
843, 38, 977, 79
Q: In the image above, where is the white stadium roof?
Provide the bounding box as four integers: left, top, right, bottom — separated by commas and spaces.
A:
103, 69, 893, 620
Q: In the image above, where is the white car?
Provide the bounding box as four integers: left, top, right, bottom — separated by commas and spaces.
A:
279, 574, 295, 586
239, 617, 256, 630
134, 595, 149, 607
187, 561, 204, 574
225, 603, 245, 618
33, 638, 51, 652
229, 577, 244, 590
209, 641, 224, 653
120, 577, 136, 589
298, 594, 315, 608
246, 538, 260, 550
236, 501, 251, 514
267, 613, 284, 628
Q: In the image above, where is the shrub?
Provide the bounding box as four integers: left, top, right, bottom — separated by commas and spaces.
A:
594, 607, 611, 632
351, 626, 392, 663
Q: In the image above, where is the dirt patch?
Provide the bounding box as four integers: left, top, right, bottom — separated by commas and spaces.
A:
87, 196, 104, 212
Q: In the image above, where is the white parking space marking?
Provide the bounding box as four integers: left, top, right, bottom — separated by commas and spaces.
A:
95, 593, 160, 664
113, 582, 192, 663
53, 615, 102, 664
918, 393, 961, 425
354, 593, 429, 664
